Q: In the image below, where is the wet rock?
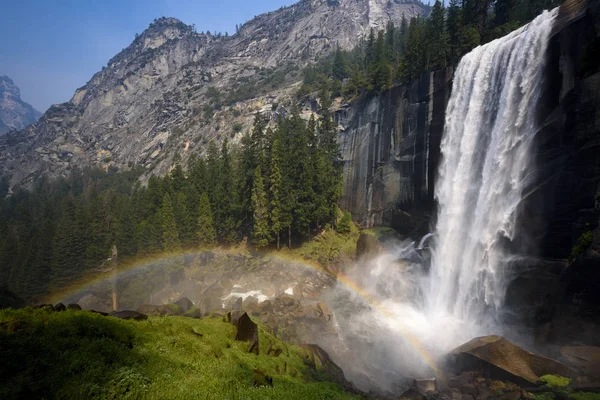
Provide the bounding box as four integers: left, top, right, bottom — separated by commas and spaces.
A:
300, 344, 348, 388
232, 297, 242, 311
561, 346, 600, 378
54, 303, 67, 312
174, 297, 193, 314
258, 300, 273, 313
356, 233, 381, 258
234, 312, 259, 355
244, 296, 261, 315
67, 304, 82, 311
414, 378, 437, 394
399, 387, 426, 400
448, 335, 574, 385
184, 306, 203, 319
110, 310, 148, 321
226, 310, 244, 326
89, 310, 109, 316
78, 294, 111, 313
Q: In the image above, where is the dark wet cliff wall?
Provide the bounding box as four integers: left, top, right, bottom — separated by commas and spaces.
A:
336, 67, 453, 232
338, 0, 600, 254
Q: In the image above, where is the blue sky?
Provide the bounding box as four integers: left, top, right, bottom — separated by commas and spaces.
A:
0, 0, 296, 112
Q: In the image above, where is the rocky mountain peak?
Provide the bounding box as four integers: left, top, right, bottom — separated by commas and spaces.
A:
0, 0, 429, 187
0, 76, 41, 135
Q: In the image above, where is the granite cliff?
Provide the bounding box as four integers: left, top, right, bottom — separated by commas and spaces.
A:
0, 0, 428, 187
0, 76, 41, 135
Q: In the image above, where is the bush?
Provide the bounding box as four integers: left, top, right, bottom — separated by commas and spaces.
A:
233, 123, 244, 133
539, 374, 571, 388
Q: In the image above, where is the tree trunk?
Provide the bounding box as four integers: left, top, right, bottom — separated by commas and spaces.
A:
288, 225, 292, 249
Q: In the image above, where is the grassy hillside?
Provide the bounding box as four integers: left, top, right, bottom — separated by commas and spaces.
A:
0, 308, 359, 399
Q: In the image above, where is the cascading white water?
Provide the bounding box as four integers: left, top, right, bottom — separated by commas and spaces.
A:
428, 8, 558, 325
319, 9, 560, 395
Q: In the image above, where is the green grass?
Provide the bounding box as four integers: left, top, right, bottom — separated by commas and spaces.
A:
571, 393, 600, 400
0, 308, 359, 400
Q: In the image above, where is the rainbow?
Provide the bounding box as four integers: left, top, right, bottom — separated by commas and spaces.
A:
48, 247, 442, 377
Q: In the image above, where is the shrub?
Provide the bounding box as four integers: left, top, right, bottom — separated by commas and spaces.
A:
337, 211, 353, 234
233, 123, 244, 133
571, 231, 594, 259
539, 374, 571, 388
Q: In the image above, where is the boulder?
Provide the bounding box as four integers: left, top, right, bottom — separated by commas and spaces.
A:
560, 346, 600, 378
232, 297, 243, 311
226, 310, 245, 326
234, 312, 259, 355
54, 303, 67, 312
448, 335, 574, 385
67, 303, 82, 311
89, 310, 109, 316
184, 306, 203, 319
174, 297, 194, 313
78, 294, 111, 313
414, 378, 437, 394
356, 233, 382, 259
137, 304, 181, 316
399, 387, 426, 400
300, 344, 347, 388
110, 310, 148, 321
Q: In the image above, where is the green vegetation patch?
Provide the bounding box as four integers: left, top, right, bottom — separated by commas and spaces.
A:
284, 224, 360, 267
571, 231, 594, 259
0, 308, 357, 399
362, 226, 399, 240
539, 374, 571, 388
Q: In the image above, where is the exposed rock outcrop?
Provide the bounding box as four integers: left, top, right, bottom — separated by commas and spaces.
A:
337, 68, 453, 229
0, 76, 41, 135
448, 336, 574, 386
0, 1, 428, 187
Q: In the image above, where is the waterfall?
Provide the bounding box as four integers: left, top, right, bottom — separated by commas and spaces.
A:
428, 8, 558, 326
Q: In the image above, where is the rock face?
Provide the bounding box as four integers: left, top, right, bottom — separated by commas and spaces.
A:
502, 0, 600, 326
0, 1, 428, 187
448, 336, 573, 385
234, 312, 259, 354
337, 68, 453, 228
0, 76, 41, 135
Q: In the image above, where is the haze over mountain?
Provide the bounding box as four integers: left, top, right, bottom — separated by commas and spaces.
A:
0, 0, 428, 187
0, 76, 41, 135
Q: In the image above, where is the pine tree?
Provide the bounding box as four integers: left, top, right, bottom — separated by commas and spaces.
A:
332, 45, 347, 81
196, 192, 216, 245
337, 211, 354, 234
447, 0, 463, 63
251, 167, 270, 248
427, 0, 449, 70
269, 137, 284, 250
160, 193, 181, 252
